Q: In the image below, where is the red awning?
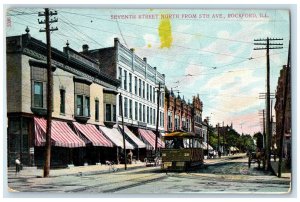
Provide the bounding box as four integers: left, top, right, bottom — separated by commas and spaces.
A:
34, 117, 86, 148
138, 128, 164, 150
146, 130, 165, 148
73, 122, 113, 147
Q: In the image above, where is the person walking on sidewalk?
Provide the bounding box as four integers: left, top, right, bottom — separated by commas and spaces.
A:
15, 156, 22, 175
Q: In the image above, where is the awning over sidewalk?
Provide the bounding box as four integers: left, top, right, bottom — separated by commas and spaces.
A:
119, 126, 146, 148
138, 128, 165, 149
99, 126, 134, 150
73, 122, 113, 147
34, 117, 86, 148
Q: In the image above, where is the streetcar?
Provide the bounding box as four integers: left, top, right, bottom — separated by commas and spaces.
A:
161, 131, 204, 171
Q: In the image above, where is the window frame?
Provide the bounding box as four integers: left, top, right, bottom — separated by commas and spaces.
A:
33, 81, 43, 108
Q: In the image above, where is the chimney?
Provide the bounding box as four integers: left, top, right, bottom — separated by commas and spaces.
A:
114, 37, 119, 47
162, 74, 165, 77
82, 44, 89, 53
130, 48, 135, 52
143, 57, 147, 63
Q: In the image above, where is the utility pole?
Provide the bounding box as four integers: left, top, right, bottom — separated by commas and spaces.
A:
254, 37, 283, 170
155, 82, 161, 156
217, 123, 220, 153
222, 121, 225, 155
278, 40, 290, 177
259, 109, 266, 149
206, 116, 210, 158
38, 8, 58, 178
119, 93, 127, 170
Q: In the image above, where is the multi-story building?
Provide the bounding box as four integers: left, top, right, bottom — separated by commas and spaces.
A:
164, 89, 193, 133
81, 38, 165, 151
275, 65, 291, 168
192, 94, 203, 138
6, 31, 133, 167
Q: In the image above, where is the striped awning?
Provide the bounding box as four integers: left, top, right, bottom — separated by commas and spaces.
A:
34, 117, 86, 148
73, 122, 113, 147
119, 126, 146, 148
99, 126, 134, 150
138, 128, 165, 150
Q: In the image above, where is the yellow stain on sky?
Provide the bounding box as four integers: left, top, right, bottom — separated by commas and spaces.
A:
158, 17, 173, 48
147, 44, 152, 48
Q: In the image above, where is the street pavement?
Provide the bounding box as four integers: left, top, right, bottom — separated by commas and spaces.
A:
6, 154, 291, 194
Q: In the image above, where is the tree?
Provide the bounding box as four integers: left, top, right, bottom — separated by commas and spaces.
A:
253, 132, 264, 149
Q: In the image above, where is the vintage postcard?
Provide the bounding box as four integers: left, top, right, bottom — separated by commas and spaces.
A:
5, 7, 292, 195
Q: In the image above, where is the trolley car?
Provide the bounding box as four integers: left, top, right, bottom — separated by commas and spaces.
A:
161, 131, 204, 171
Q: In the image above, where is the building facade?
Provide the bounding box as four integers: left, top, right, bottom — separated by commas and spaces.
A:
275, 65, 291, 168
164, 89, 193, 133
81, 38, 165, 151
7, 32, 120, 167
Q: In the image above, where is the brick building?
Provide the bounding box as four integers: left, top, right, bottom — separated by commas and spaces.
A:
275, 65, 291, 167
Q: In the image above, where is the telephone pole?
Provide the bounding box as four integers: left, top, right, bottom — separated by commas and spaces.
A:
217, 123, 220, 153
155, 82, 161, 155
38, 8, 58, 178
254, 37, 283, 170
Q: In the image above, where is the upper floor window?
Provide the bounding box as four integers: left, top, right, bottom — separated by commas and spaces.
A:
139, 79, 142, 96
106, 104, 111, 122
95, 99, 99, 121
147, 84, 149, 100
129, 73, 132, 93
135, 101, 138, 120
124, 97, 128, 118
119, 67, 122, 88
60, 89, 65, 114
74, 77, 91, 119
134, 76, 138, 95
30, 64, 47, 111
153, 87, 156, 103
142, 81, 145, 98
34, 82, 43, 108
129, 99, 132, 119
150, 85, 152, 102
124, 70, 127, 90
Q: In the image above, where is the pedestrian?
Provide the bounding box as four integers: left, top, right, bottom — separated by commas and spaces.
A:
15, 156, 21, 175
128, 150, 133, 164
218, 150, 221, 158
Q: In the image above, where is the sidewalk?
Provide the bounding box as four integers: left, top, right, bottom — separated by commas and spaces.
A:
270, 159, 291, 179
204, 153, 247, 165
7, 161, 148, 178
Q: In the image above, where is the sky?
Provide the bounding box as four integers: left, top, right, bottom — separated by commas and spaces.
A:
5, 8, 290, 135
